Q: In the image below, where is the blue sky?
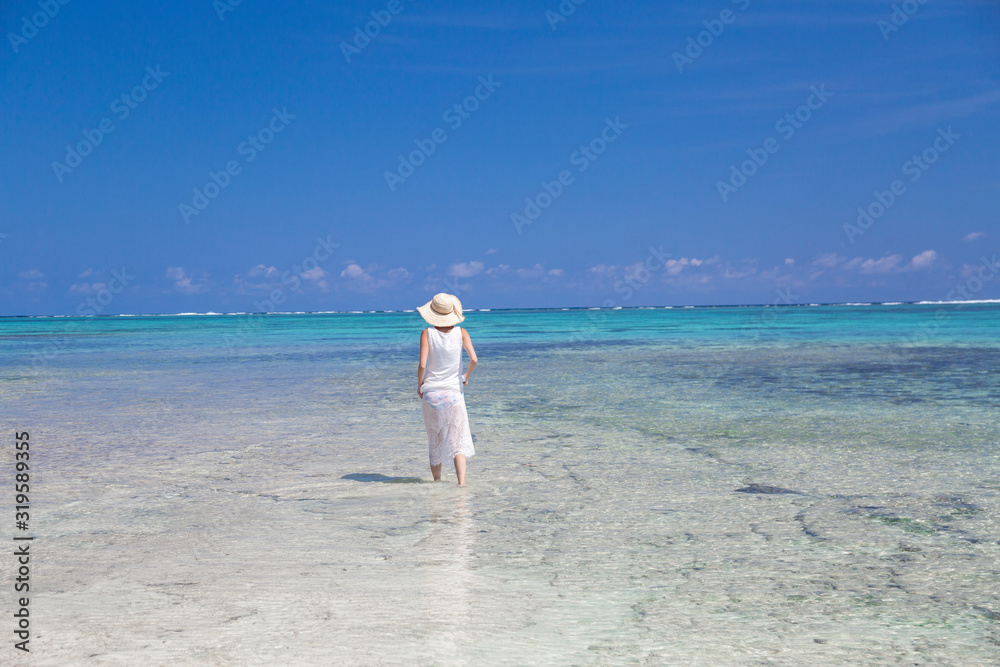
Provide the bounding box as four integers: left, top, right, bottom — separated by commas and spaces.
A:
2, 0, 998, 315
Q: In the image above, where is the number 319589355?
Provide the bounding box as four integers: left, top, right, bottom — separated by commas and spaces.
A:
15, 432, 30, 522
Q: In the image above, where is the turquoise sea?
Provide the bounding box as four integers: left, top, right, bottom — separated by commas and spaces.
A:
2, 303, 998, 665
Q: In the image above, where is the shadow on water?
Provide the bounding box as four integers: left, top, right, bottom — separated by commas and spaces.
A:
342, 473, 425, 483
735, 483, 801, 495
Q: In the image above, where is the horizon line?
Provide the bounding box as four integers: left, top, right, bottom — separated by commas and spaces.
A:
2, 299, 1000, 319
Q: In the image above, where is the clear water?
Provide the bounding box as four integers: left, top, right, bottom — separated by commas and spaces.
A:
2, 304, 998, 665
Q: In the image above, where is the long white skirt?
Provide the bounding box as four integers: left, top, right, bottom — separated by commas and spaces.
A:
421, 389, 475, 466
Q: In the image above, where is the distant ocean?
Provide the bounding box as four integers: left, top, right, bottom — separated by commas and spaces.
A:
3, 302, 999, 664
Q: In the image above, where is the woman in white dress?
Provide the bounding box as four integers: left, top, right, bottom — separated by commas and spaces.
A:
416, 293, 478, 486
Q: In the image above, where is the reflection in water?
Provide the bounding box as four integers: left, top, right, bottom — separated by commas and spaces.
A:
421, 491, 474, 664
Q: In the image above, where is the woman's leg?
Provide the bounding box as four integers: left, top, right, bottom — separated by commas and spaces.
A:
453, 454, 466, 486
430, 462, 443, 481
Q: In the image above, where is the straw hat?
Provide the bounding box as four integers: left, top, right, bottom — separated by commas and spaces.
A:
417, 293, 465, 326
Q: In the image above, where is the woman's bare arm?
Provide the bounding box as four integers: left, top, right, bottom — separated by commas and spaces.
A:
417, 328, 429, 397
461, 328, 477, 384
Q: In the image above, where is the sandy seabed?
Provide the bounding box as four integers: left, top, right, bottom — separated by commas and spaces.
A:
4, 344, 999, 665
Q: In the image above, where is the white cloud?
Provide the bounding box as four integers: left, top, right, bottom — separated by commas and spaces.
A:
234, 265, 284, 294
587, 263, 617, 277
78, 268, 94, 278
960, 262, 990, 279
69, 282, 107, 295
585, 256, 723, 288
810, 250, 937, 277
485, 264, 510, 277
297, 267, 330, 291
485, 248, 499, 255
663, 256, 718, 275
812, 253, 844, 269
547, 268, 564, 276
858, 254, 903, 274
338, 263, 411, 292
516, 263, 545, 279
247, 264, 279, 278
340, 264, 369, 280
907, 250, 937, 270
449, 261, 484, 278
664, 259, 685, 275
719, 258, 758, 279
166, 267, 208, 294
785, 258, 795, 265
17, 268, 50, 292
963, 232, 986, 242
623, 261, 650, 280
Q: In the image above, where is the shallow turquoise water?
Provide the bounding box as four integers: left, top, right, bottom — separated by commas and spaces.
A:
2, 304, 998, 664
4, 303, 999, 360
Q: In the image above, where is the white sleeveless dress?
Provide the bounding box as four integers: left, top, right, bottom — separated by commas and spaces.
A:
420, 327, 475, 466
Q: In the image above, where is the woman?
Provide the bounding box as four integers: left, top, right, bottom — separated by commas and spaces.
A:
417, 293, 478, 486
